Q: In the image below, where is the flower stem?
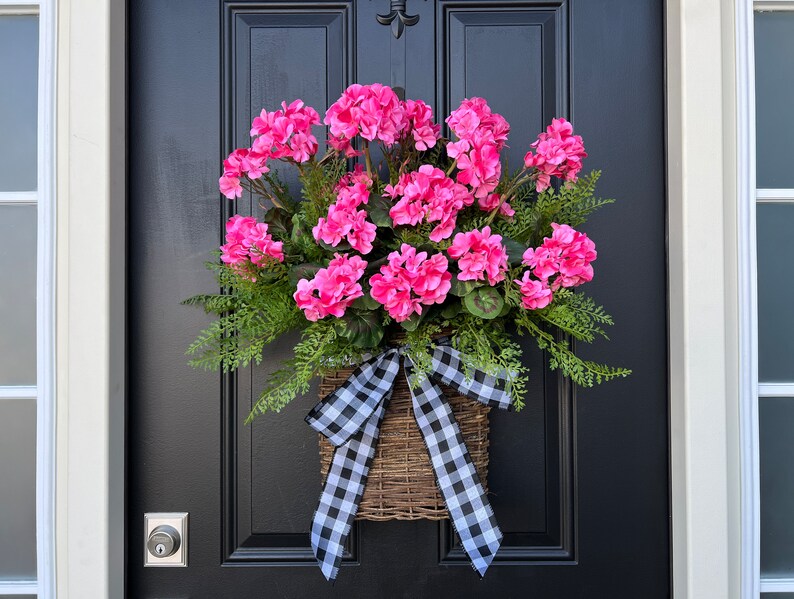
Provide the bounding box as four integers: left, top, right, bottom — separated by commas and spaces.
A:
363, 141, 374, 177
446, 159, 457, 177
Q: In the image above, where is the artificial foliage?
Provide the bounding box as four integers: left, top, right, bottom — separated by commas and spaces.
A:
185, 85, 630, 422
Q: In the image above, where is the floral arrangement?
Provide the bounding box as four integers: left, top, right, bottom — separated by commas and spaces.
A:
186, 83, 630, 422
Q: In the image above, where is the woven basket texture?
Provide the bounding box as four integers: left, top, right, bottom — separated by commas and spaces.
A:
318, 367, 490, 521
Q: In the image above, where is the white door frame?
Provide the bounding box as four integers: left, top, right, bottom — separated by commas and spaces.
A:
54, 0, 745, 597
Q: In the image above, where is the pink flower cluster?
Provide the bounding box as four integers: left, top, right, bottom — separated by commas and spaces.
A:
522, 223, 597, 290
334, 164, 373, 192
446, 98, 510, 199
324, 84, 406, 156
313, 180, 377, 254
516, 274, 553, 310
220, 215, 285, 268
515, 223, 596, 310
324, 85, 441, 156
250, 99, 321, 163
385, 165, 474, 242
219, 148, 267, 199
447, 227, 508, 286
523, 118, 587, 192
477, 192, 515, 218
293, 254, 367, 321
402, 99, 440, 151
218, 100, 321, 199
369, 244, 451, 322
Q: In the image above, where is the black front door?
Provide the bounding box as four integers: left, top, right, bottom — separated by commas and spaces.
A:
128, 1, 668, 596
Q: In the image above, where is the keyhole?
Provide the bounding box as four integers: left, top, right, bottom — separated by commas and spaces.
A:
155, 543, 166, 555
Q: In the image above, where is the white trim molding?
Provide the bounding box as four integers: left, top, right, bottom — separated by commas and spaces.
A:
758, 383, 794, 397
761, 578, 794, 592
756, 188, 794, 202
56, 0, 126, 596
0, 580, 38, 595
736, 0, 760, 598
0, 386, 37, 400
36, 0, 57, 595
0, 191, 38, 204
667, 0, 742, 597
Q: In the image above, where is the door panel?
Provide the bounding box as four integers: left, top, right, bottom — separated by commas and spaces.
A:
129, 1, 668, 596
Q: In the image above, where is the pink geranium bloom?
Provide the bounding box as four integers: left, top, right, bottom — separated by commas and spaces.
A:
455, 139, 502, 198
313, 180, 376, 254
523, 118, 587, 192
445, 98, 509, 200
401, 99, 441, 151
516, 272, 553, 310
219, 175, 243, 199
218, 148, 270, 198
244, 222, 285, 266
477, 192, 514, 217
522, 223, 597, 289
325, 84, 407, 151
250, 99, 321, 163
446, 97, 509, 150
387, 165, 474, 242
293, 254, 367, 321
347, 210, 377, 254
369, 244, 451, 322
447, 226, 508, 286
220, 215, 283, 269
335, 165, 373, 191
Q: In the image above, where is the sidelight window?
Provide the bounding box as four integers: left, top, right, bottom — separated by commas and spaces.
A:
741, 1, 794, 596
0, 0, 55, 597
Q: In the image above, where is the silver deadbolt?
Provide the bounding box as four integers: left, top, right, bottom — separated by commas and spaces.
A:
147, 524, 180, 558
144, 512, 188, 567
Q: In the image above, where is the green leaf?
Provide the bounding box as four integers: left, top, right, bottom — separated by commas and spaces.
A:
263, 207, 292, 237
288, 263, 322, 288
352, 294, 380, 311
463, 287, 504, 320
450, 278, 482, 297
502, 237, 528, 266
317, 238, 351, 252
399, 312, 423, 331
441, 301, 462, 319
364, 195, 394, 228
335, 310, 384, 348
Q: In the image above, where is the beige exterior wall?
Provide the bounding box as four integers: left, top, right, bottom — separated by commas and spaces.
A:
53, 0, 745, 596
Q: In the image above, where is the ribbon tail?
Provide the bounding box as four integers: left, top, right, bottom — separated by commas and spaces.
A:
406, 367, 503, 576
310, 397, 389, 581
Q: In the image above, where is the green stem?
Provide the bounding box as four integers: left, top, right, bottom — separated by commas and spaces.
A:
363, 141, 374, 177
482, 171, 534, 226
446, 159, 457, 177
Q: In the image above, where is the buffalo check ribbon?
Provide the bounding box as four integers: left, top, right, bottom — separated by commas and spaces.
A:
305, 342, 512, 581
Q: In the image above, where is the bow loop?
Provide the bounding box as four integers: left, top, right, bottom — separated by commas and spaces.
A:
305, 348, 400, 447
428, 345, 513, 411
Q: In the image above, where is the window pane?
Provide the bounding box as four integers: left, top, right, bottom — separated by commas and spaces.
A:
0, 399, 36, 580
0, 16, 38, 192
763, 595, 794, 599
761, 397, 794, 576
755, 12, 794, 188
0, 205, 36, 385
757, 204, 794, 382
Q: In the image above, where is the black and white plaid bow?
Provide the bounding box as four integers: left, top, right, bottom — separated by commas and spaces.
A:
305, 342, 513, 581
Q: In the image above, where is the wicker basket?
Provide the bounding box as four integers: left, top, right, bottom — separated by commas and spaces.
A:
318, 367, 491, 521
